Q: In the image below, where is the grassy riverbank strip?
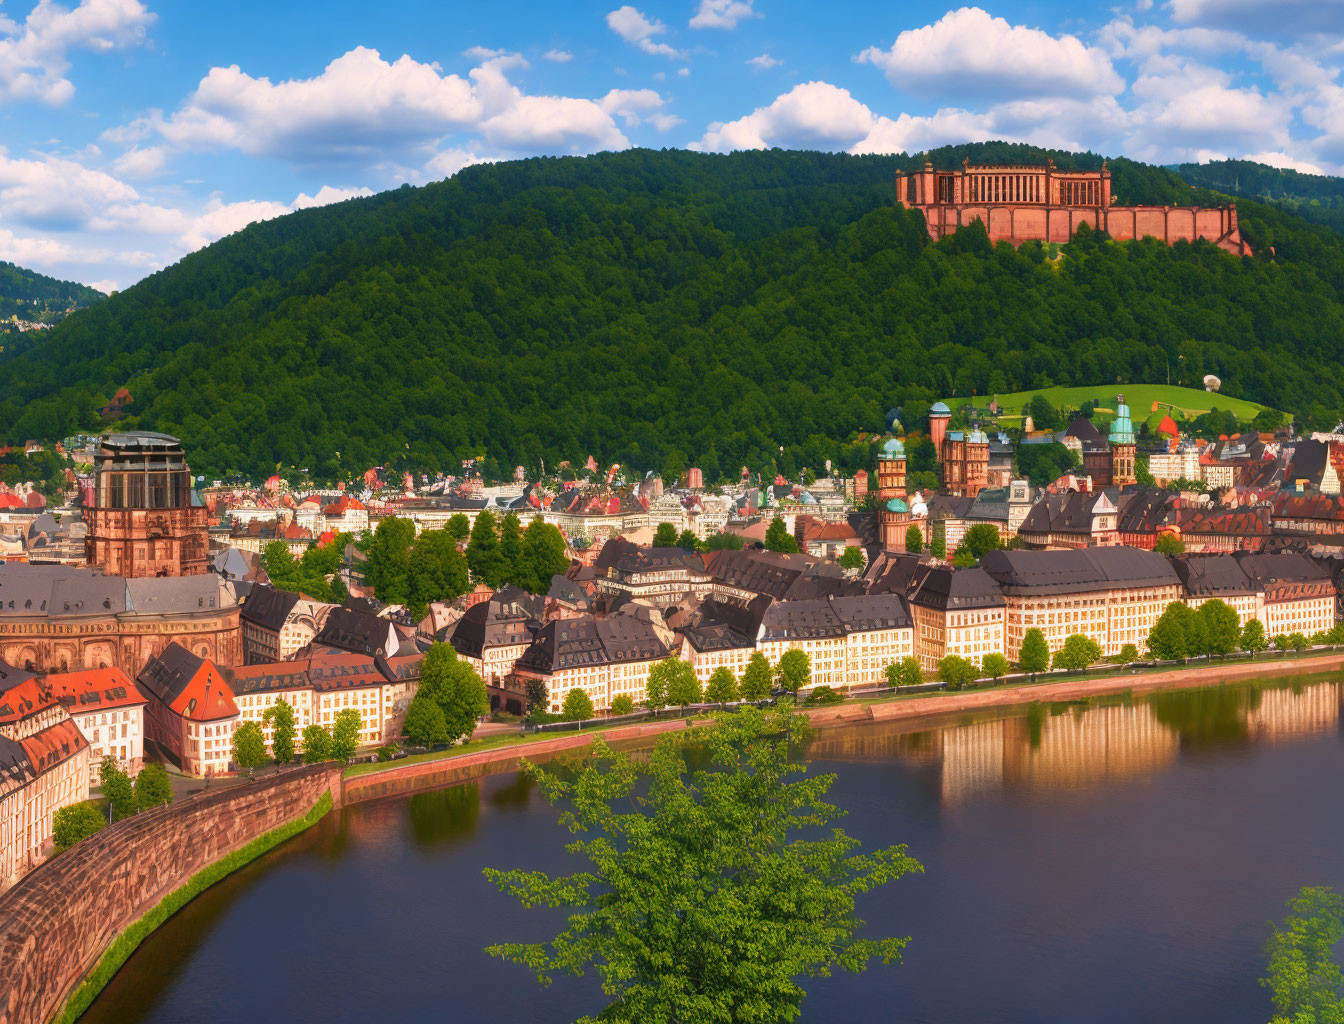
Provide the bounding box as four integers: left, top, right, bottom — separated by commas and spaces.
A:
53, 790, 334, 1024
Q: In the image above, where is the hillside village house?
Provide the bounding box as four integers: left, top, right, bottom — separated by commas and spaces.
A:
446, 586, 542, 686
515, 616, 669, 715
239, 586, 337, 663
903, 566, 1007, 671
755, 595, 914, 689
43, 666, 147, 783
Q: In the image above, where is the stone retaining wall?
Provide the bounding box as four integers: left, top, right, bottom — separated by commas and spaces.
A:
0, 763, 343, 1024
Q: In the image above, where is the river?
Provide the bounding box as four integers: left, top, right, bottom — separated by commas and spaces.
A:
80, 673, 1344, 1024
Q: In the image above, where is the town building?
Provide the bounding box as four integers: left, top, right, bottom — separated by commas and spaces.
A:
0, 661, 90, 886
981, 548, 1182, 660
42, 667, 146, 782
0, 564, 241, 677
515, 615, 671, 714
940, 428, 990, 497
904, 565, 1006, 671
1015, 491, 1119, 549
84, 432, 209, 578
592, 539, 713, 608
447, 586, 543, 686
239, 586, 337, 663
898, 159, 1251, 255
756, 594, 914, 689
136, 644, 240, 777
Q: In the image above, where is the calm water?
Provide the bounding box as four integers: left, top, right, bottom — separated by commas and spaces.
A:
82, 675, 1344, 1024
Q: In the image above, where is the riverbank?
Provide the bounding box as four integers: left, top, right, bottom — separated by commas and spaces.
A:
342, 651, 1344, 801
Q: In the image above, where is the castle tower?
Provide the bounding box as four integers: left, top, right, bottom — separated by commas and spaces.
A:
1109, 394, 1137, 487
85, 432, 209, 578
877, 438, 911, 550
929, 401, 951, 457
965, 427, 990, 498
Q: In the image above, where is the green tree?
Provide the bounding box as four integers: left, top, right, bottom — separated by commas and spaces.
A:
961, 523, 1002, 560
676, 529, 699, 551
408, 528, 470, 616
231, 722, 268, 772
950, 547, 977, 568
518, 518, 570, 594
653, 522, 679, 547
931, 534, 946, 560
904, 525, 923, 554
1019, 628, 1050, 673
1147, 601, 1204, 660
484, 707, 923, 1022
419, 642, 489, 742
363, 516, 416, 605
705, 667, 739, 704
1053, 634, 1102, 671
133, 764, 173, 811
1117, 643, 1139, 664
609, 694, 636, 716
524, 677, 549, 716
330, 707, 363, 762
776, 649, 811, 694
938, 655, 978, 690
805, 685, 843, 706
1154, 533, 1186, 556
648, 657, 702, 708
1241, 618, 1269, 655
982, 653, 1010, 681
403, 694, 450, 746
499, 512, 524, 581
1197, 599, 1241, 656
99, 757, 135, 819
1261, 886, 1344, 1024
886, 656, 924, 689
765, 516, 799, 554
561, 688, 594, 722
302, 724, 332, 763
1289, 631, 1310, 652
838, 546, 865, 571
447, 513, 472, 540
262, 698, 296, 764
739, 652, 774, 701
703, 532, 745, 551
53, 802, 106, 850
467, 509, 508, 588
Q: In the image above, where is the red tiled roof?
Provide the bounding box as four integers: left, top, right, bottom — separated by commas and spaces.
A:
19, 719, 87, 774
43, 667, 147, 714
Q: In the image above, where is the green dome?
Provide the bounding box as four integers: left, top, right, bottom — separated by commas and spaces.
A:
880, 438, 905, 459
886, 497, 908, 514
1109, 396, 1135, 445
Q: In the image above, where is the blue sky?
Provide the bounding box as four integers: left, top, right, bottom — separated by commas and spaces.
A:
2, 0, 1343, 290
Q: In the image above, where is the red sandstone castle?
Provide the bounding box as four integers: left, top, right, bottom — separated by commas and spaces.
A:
897, 159, 1251, 256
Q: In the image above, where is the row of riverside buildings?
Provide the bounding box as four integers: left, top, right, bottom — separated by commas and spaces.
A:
444, 542, 1337, 715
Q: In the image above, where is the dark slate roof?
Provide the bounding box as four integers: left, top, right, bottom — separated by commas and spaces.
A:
980, 547, 1179, 595
1064, 416, 1107, 449
546, 575, 590, 607
0, 661, 37, 700
827, 594, 912, 632
0, 564, 127, 617
447, 595, 539, 658
136, 643, 205, 706
239, 586, 302, 631
595, 538, 704, 575
1287, 439, 1328, 487
314, 607, 390, 657
125, 576, 225, 614
907, 566, 1006, 610
926, 494, 976, 520
1170, 554, 1256, 597
681, 621, 754, 653
1018, 492, 1110, 535
1115, 488, 1177, 534
595, 617, 669, 663
760, 599, 846, 641
517, 614, 668, 673
1234, 552, 1331, 585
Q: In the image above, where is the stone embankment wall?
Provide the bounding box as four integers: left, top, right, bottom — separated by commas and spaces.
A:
0, 763, 343, 1024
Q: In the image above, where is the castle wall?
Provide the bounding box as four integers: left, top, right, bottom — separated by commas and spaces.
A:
0, 763, 343, 1024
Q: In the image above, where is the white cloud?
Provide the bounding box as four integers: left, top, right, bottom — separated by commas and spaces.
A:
542, 49, 573, 62
1241, 150, 1327, 175
856, 7, 1124, 100
606, 5, 680, 57
109, 144, 166, 177
0, 0, 154, 104
482, 95, 627, 151
747, 54, 781, 70
690, 0, 756, 30
1168, 0, 1344, 36
693, 81, 878, 152
462, 45, 504, 61
650, 113, 684, 131
423, 147, 492, 179
0, 151, 138, 230
599, 87, 666, 126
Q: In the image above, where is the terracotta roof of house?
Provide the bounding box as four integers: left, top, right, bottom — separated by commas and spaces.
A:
0, 662, 50, 725
43, 667, 146, 715
137, 643, 238, 722
19, 719, 86, 776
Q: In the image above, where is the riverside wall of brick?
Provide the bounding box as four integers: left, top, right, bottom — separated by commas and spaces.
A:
0, 762, 343, 1024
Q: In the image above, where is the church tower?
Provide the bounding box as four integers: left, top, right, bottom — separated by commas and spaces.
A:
1109, 395, 1136, 487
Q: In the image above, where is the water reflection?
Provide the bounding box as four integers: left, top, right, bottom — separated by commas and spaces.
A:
807, 677, 1342, 805
406, 782, 481, 848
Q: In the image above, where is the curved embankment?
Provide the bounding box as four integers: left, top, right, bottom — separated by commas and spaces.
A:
0, 763, 343, 1024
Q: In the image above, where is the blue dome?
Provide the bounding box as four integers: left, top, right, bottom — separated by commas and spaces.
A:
886, 497, 909, 514
930, 401, 951, 415
969, 427, 988, 444
880, 438, 905, 459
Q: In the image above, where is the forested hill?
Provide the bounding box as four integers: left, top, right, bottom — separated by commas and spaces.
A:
1177, 159, 1344, 239
2, 144, 1343, 483
0, 261, 105, 326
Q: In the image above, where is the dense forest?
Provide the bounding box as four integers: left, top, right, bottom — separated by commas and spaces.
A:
1, 143, 1342, 483
0, 261, 105, 324
1177, 159, 1344, 237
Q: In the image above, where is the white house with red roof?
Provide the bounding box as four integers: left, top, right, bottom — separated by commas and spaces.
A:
43, 666, 148, 782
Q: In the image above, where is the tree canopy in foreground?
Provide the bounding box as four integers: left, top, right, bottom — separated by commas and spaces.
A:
484, 706, 922, 1023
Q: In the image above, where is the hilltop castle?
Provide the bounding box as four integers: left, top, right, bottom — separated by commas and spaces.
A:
897, 160, 1251, 256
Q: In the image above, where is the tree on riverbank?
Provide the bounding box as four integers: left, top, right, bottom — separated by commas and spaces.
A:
1261, 885, 1344, 1023
232, 722, 268, 771
302, 724, 331, 763
739, 652, 773, 700
1018, 629, 1050, 673
53, 802, 105, 850
263, 698, 296, 764
1053, 634, 1102, 671
100, 758, 135, 820
484, 707, 922, 1021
